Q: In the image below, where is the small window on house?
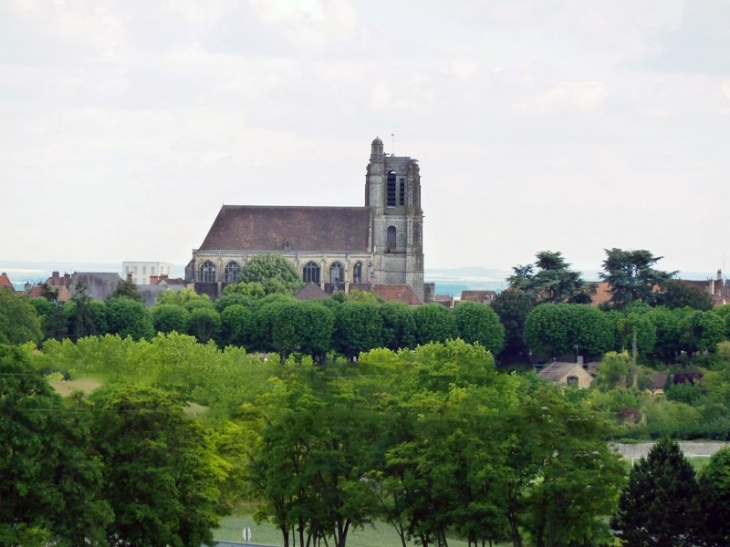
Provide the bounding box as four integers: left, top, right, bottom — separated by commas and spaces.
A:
387, 226, 397, 251
566, 376, 579, 387
224, 261, 240, 283
142, 266, 146, 275
151, 266, 155, 276
399, 177, 406, 205
284, 240, 292, 251
353, 262, 362, 284
200, 261, 216, 283
387, 171, 397, 207
303, 262, 320, 284
330, 262, 344, 284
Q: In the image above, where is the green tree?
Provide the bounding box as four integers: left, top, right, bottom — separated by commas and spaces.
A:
679, 309, 727, 355
612, 437, 702, 547
663, 280, 713, 311
491, 289, 534, 365
229, 253, 303, 296
65, 285, 107, 341
646, 306, 683, 363
453, 301, 505, 355
699, 446, 730, 546
150, 304, 189, 334
379, 301, 417, 351
600, 248, 676, 309
413, 303, 458, 346
91, 385, 229, 547
218, 304, 253, 347
0, 289, 42, 345
106, 297, 154, 341
300, 301, 335, 361
525, 304, 614, 360
157, 288, 210, 307
109, 277, 142, 302
0, 345, 112, 546
507, 251, 595, 304
187, 306, 221, 343
334, 301, 384, 358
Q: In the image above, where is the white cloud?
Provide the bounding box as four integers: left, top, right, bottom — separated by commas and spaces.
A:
518, 82, 608, 115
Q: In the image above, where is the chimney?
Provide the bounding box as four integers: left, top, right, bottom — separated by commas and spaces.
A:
149, 275, 159, 285
577, 355, 584, 365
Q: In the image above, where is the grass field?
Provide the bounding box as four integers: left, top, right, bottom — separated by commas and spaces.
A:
48, 376, 102, 396
215, 515, 474, 547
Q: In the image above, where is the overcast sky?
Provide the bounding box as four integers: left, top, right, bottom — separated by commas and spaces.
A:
3, 0, 730, 278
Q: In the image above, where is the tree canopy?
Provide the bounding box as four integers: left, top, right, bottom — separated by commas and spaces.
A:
507, 251, 595, 304
600, 248, 676, 309
227, 253, 303, 296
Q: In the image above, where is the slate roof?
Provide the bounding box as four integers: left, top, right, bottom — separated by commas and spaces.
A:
0, 272, 14, 292
373, 284, 421, 305
538, 362, 582, 382
70, 272, 122, 301
199, 206, 371, 253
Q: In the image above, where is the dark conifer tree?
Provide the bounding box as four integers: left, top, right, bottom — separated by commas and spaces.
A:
612, 437, 701, 547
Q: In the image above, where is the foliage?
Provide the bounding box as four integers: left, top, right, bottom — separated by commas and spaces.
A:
614, 311, 657, 358
0, 345, 111, 546
612, 437, 702, 546
109, 277, 142, 302
379, 301, 417, 351
106, 297, 154, 341
490, 289, 533, 365
187, 306, 222, 344
679, 309, 727, 354
600, 248, 676, 309
218, 304, 253, 347
525, 304, 614, 359
664, 280, 714, 311
0, 289, 42, 345
453, 301, 505, 355
412, 303, 458, 346
507, 250, 596, 304
334, 301, 385, 359
157, 288, 211, 307
150, 304, 189, 334
90, 385, 230, 547
699, 446, 730, 546
231, 253, 303, 296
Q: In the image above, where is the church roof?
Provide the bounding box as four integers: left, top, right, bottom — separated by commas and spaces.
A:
199, 206, 371, 253
0, 272, 14, 292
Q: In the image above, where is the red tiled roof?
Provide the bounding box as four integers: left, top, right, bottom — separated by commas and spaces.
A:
373, 284, 421, 305
199, 206, 371, 252
27, 284, 72, 302
295, 282, 330, 301
0, 272, 14, 292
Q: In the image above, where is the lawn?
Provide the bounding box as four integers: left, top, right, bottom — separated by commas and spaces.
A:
215, 515, 474, 547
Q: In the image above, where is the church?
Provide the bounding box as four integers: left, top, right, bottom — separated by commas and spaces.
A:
185, 138, 425, 302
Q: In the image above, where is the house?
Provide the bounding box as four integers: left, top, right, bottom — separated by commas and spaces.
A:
647, 373, 669, 396
538, 361, 594, 389
123, 261, 175, 285
186, 138, 425, 302
373, 284, 421, 306
69, 272, 122, 301
0, 272, 14, 292
461, 290, 497, 304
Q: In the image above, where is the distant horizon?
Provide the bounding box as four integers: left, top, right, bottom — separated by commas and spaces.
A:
2, 259, 725, 296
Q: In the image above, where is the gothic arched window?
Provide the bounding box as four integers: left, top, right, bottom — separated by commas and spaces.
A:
330, 262, 344, 284
224, 261, 240, 283
387, 226, 397, 251
353, 261, 362, 284
303, 261, 320, 284
200, 261, 216, 283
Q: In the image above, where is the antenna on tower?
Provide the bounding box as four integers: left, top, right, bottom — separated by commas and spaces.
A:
391, 133, 395, 156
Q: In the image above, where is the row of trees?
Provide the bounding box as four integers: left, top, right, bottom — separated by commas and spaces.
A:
494, 249, 719, 364
16, 287, 506, 361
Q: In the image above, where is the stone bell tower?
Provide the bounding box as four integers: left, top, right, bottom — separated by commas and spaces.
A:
365, 137, 424, 301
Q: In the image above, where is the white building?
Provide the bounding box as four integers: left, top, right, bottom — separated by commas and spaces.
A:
122, 261, 174, 285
